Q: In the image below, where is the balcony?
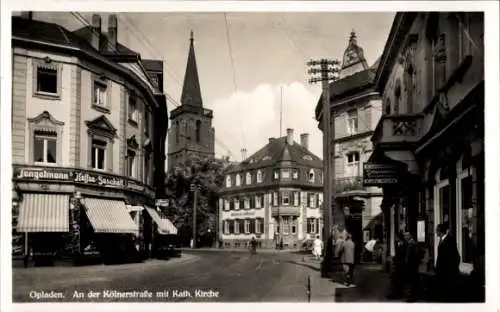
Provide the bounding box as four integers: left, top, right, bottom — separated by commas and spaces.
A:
334, 176, 364, 194
372, 114, 424, 145
271, 206, 300, 217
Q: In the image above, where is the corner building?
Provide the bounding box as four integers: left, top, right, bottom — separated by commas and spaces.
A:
368, 12, 484, 291
218, 129, 324, 249
11, 14, 170, 265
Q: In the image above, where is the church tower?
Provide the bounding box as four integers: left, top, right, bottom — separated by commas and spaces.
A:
339, 30, 369, 79
167, 31, 215, 170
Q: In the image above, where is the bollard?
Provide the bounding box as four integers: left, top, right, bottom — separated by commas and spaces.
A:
307, 275, 311, 302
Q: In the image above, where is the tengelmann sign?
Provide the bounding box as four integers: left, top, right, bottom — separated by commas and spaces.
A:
362, 163, 401, 186
13, 166, 150, 192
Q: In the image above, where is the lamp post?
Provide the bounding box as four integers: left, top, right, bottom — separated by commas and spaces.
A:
70, 191, 83, 264
190, 183, 200, 249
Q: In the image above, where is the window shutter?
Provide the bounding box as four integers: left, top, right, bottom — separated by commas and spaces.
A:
316, 194, 320, 208
307, 193, 310, 207
278, 192, 281, 206
229, 220, 233, 234
230, 199, 234, 210
298, 192, 301, 206
315, 218, 320, 234
250, 196, 254, 208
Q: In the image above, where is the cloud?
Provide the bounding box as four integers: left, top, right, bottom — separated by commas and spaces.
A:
208, 82, 323, 161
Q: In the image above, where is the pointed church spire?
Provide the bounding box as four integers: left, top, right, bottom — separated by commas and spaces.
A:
181, 30, 203, 107
349, 29, 357, 46
339, 29, 369, 79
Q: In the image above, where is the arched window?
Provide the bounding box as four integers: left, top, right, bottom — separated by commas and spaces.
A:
245, 172, 252, 185
235, 174, 241, 186
195, 120, 201, 143
256, 170, 263, 183
225, 175, 232, 188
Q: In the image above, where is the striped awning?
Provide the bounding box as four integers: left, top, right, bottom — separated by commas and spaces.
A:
82, 198, 138, 235
17, 193, 70, 232
144, 207, 177, 235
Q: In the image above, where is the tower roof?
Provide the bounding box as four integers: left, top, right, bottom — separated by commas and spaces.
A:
180, 30, 203, 108
339, 30, 369, 78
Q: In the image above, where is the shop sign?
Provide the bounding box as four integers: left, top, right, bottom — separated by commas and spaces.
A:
362, 163, 401, 186
230, 211, 255, 217
74, 171, 125, 188
155, 199, 169, 207
14, 167, 73, 181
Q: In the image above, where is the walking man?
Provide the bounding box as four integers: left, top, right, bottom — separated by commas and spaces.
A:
404, 232, 423, 302
312, 235, 323, 260
435, 223, 460, 302
339, 233, 355, 286
387, 232, 408, 300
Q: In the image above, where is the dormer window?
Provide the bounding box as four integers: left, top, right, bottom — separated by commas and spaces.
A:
292, 169, 299, 180
308, 169, 315, 183
273, 170, 279, 180
235, 174, 241, 186
246, 172, 252, 185
256, 170, 263, 183
281, 169, 290, 179
225, 175, 232, 188
303, 155, 313, 161
281, 192, 290, 206
347, 109, 359, 135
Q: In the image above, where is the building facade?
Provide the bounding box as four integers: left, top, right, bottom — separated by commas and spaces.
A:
218, 129, 324, 249
167, 32, 215, 170
315, 31, 383, 262
368, 12, 484, 287
11, 14, 171, 265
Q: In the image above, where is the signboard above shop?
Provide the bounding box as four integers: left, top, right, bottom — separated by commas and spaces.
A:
13, 165, 155, 197
362, 163, 402, 186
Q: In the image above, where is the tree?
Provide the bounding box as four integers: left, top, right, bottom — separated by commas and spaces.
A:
164, 155, 224, 238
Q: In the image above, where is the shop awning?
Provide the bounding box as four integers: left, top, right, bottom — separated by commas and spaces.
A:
82, 198, 138, 235
144, 207, 178, 235
17, 193, 70, 232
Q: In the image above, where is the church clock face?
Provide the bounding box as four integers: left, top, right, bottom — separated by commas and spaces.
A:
343, 50, 357, 67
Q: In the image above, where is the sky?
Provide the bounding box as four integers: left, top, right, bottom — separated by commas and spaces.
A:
28, 11, 395, 161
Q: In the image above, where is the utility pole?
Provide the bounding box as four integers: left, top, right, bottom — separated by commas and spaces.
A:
190, 183, 199, 249
307, 58, 340, 255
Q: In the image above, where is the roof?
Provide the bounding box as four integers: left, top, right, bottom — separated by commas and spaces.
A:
72, 26, 139, 57
142, 59, 164, 72
225, 136, 323, 173
315, 68, 376, 119
180, 31, 203, 108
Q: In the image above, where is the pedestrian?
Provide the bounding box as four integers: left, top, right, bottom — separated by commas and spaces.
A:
250, 236, 258, 255
312, 235, 323, 260
404, 232, 423, 302
387, 232, 408, 300
434, 223, 460, 302
339, 233, 355, 286
364, 238, 378, 262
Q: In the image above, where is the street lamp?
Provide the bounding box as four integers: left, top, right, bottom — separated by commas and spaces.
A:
190, 183, 200, 249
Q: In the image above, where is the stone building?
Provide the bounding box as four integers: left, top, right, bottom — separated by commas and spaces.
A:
167, 32, 215, 170
218, 129, 324, 249
368, 12, 484, 292
315, 31, 383, 262
11, 13, 171, 265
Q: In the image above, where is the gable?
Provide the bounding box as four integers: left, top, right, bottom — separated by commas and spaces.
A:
120, 62, 156, 93
28, 111, 65, 128
85, 115, 117, 135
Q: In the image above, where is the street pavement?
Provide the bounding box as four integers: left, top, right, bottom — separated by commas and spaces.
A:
12, 250, 335, 303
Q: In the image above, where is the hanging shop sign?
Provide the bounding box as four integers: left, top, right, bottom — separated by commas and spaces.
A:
362, 163, 401, 186
13, 165, 154, 196
155, 198, 169, 207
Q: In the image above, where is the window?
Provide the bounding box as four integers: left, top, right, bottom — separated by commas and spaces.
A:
457, 13, 471, 61
128, 92, 138, 123
144, 111, 150, 137
35, 64, 59, 96
292, 169, 299, 180
249, 219, 256, 234
228, 220, 234, 234
236, 174, 241, 186
144, 152, 151, 185
257, 170, 263, 183
255, 195, 262, 208
273, 170, 279, 180
283, 216, 290, 234
282, 192, 290, 206
308, 169, 315, 183
93, 80, 107, 108
347, 109, 359, 135
234, 198, 240, 210
239, 220, 245, 234
308, 193, 316, 208
244, 198, 250, 209
293, 192, 300, 206
384, 98, 391, 115
303, 155, 313, 161
281, 169, 290, 179
33, 131, 57, 164
307, 218, 316, 234
226, 175, 232, 188
91, 139, 107, 170
272, 192, 278, 206
291, 219, 297, 234
256, 218, 264, 234
319, 193, 324, 207
346, 152, 361, 177
195, 120, 201, 143
224, 220, 229, 234
394, 81, 401, 114
433, 33, 447, 92
126, 149, 136, 178
246, 172, 252, 185
224, 199, 230, 211
244, 220, 250, 234
234, 220, 240, 234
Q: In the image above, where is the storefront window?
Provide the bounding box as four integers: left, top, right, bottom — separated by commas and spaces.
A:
439, 185, 450, 223
460, 175, 475, 263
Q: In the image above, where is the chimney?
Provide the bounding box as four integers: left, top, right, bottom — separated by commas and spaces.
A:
108, 14, 118, 51
300, 133, 310, 150
286, 128, 294, 146
20, 12, 33, 20
241, 148, 247, 161
91, 14, 102, 50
